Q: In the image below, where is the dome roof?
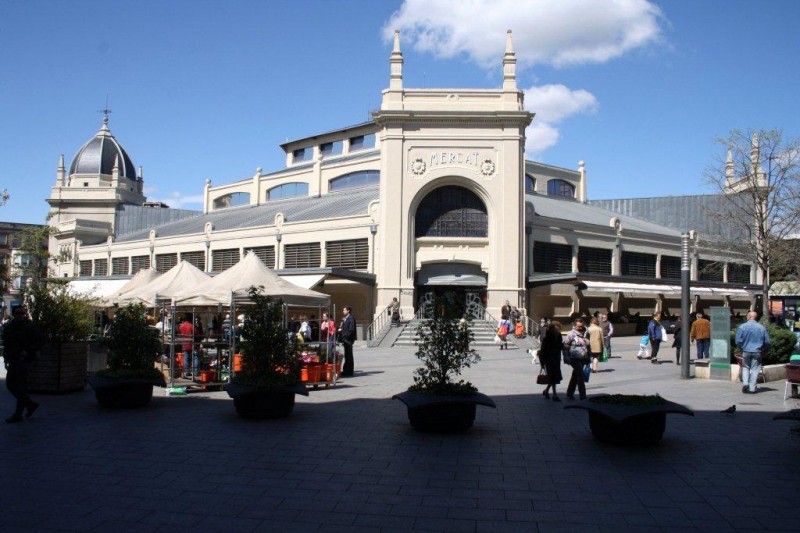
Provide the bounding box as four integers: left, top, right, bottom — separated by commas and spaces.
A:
69, 116, 137, 179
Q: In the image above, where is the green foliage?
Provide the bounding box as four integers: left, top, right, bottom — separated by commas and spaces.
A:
764, 324, 795, 365
98, 303, 162, 379
233, 287, 300, 388
591, 394, 665, 406
25, 280, 94, 343
409, 297, 480, 396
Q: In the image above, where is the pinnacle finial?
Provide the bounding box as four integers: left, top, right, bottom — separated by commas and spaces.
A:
502, 30, 517, 90
393, 30, 401, 53
506, 29, 514, 54
389, 29, 404, 90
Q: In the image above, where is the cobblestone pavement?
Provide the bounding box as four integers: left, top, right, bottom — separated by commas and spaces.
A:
1, 335, 798, 532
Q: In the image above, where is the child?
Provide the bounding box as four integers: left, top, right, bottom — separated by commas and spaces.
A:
636, 334, 650, 360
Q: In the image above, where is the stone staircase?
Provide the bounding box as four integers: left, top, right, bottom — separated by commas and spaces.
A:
389, 318, 519, 348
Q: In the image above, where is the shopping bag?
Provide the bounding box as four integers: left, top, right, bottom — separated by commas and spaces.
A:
536, 367, 548, 385
494, 334, 501, 344
600, 348, 609, 363
583, 364, 591, 383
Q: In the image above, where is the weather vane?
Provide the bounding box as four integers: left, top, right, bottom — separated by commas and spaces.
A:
99, 95, 112, 124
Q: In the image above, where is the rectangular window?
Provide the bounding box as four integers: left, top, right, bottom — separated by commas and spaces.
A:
728, 263, 751, 284
326, 238, 368, 270
131, 255, 151, 274
320, 141, 343, 157
661, 256, 681, 280
284, 243, 321, 269
245, 246, 275, 269
79, 260, 92, 277
621, 251, 656, 278
93, 258, 108, 276
533, 241, 573, 274
0, 233, 7, 245
577, 247, 611, 275
349, 133, 375, 152
111, 257, 129, 275
698, 259, 724, 282
212, 248, 240, 272
292, 147, 309, 163
155, 253, 178, 273
181, 251, 205, 271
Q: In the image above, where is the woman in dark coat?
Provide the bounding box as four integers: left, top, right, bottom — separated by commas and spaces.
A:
671, 320, 682, 365
539, 320, 564, 402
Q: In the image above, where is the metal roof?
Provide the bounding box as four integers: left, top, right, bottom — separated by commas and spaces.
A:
115, 186, 379, 242
527, 193, 682, 237
69, 118, 137, 180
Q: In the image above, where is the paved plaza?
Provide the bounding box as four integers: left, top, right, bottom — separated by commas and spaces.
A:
1, 335, 798, 532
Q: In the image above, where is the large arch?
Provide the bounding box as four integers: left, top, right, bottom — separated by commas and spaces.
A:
413, 184, 489, 238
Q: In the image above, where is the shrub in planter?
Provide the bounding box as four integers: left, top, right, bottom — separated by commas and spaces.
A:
729, 324, 794, 365
24, 280, 95, 393
226, 288, 307, 418
393, 297, 495, 432
89, 303, 164, 408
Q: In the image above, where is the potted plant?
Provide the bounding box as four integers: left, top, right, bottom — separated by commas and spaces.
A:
225, 288, 308, 418
392, 297, 495, 432
25, 279, 96, 393
87, 303, 165, 408
565, 393, 694, 445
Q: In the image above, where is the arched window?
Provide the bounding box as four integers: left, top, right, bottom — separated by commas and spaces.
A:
415, 186, 487, 238
547, 179, 575, 198
212, 192, 250, 209
525, 174, 536, 193
329, 170, 379, 191
267, 182, 308, 201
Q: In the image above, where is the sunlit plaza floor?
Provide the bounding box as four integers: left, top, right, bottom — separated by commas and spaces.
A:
1, 335, 798, 531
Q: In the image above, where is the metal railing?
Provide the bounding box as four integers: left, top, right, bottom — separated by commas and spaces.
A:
366, 306, 398, 347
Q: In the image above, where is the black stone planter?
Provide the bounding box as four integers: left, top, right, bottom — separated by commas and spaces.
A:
88, 376, 166, 408
226, 382, 308, 419
564, 395, 694, 445
392, 391, 496, 432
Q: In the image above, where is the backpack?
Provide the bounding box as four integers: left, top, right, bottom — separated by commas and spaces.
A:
497, 322, 509, 336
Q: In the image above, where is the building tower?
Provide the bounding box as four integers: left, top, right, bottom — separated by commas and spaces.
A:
47, 113, 146, 277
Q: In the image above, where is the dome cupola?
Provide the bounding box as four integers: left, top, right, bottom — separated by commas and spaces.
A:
69, 114, 137, 180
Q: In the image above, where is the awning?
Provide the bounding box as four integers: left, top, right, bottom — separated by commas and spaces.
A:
67, 279, 131, 300
581, 280, 755, 298
279, 274, 326, 290
416, 263, 487, 287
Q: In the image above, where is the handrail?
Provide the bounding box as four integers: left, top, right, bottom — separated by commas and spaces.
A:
366, 305, 392, 347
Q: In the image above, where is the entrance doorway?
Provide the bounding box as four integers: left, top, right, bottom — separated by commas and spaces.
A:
415, 287, 487, 320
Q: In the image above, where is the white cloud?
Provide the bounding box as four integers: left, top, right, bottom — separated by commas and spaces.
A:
384, 0, 664, 69
385, 0, 660, 154
524, 84, 598, 153
144, 187, 204, 209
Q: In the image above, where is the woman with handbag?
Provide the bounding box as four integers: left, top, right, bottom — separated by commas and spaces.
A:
539, 320, 563, 401
563, 318, 589, 400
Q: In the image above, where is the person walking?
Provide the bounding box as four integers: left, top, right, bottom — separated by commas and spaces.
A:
599, 313, 614, 358
671, 319, 682, 365
647, 312, 665, 364
320, 312, 335, 358
735, 311, 770, 394
2, 306, 44, 423
690, 312, 711, 360
563, 318, 589, 400
539, 321, 563, 401
496, 314, 511, 350
587, 317, 604, 373
338, 306, 356, 377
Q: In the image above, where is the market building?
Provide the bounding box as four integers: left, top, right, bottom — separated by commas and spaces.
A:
47, 32, 761, 337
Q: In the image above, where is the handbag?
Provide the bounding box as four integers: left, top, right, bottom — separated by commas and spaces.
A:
583, 363, 591, 383
600, 348, 609, 363
536, 367, 548, 385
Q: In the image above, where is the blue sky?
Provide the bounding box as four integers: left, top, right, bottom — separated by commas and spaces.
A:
2, 0, 799, 225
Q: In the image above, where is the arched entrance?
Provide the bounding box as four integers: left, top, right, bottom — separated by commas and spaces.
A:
414, 185, 489, 318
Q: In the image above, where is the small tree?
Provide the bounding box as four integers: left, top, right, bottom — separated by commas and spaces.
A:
704, 129, 800, 317
234, 287, 300, 388
25, 280, 94, 343
409, 297, 480, 395
100, 303, 162, 379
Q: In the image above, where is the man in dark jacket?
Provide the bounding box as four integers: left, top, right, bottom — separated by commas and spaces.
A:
2, 306, 44, 423
338, 306, 356, 377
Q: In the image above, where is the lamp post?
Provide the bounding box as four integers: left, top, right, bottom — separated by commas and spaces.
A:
681, 233, 691, 379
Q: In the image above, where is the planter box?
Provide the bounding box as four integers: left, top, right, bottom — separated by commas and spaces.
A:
392, 391, 496, 432
762, 364, 787, 382
28, 342, 88, 393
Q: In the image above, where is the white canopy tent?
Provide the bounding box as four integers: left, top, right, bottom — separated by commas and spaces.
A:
174, 251, 330, 307
97, 268, 162, 306
116, 261, 212, 307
